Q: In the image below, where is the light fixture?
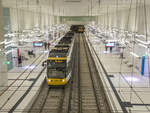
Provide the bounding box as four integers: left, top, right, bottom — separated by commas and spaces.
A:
125, 76, 139, 82
136, 39, 149, 45
5, 50, 12, 55
130, 52, 140, 58
138, 43, 148, 48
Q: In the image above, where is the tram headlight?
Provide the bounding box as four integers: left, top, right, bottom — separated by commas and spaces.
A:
62, 79, 65, 82
48, 79, 51, 82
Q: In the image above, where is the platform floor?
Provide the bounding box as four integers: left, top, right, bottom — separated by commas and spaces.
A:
1, 33, 150, 113
0, 50, 47, 113
0, 35, 64, 113
87, 32, 150, 113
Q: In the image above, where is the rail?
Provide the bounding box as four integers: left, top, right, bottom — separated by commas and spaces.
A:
84, 32, 123, 113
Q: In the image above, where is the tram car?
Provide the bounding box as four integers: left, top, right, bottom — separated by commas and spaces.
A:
77, 25, 85, 33
42, 31, 75, 86
70, 25, 85, 33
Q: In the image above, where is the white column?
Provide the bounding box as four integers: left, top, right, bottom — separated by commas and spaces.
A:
0, 0, 7, 92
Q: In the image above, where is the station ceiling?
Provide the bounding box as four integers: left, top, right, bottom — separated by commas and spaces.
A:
2, 0, 149, 16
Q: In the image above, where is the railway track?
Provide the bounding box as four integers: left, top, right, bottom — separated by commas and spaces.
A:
70, 33, 111, 113
28, 34, 78, 113
29, 83, 68, 113
29, 33, 111, 113
0, 53, 46, 112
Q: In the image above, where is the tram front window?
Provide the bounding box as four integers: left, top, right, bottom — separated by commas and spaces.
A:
47, 60, 66, 78
47, 69, 66, 79
47, 60, 66, 67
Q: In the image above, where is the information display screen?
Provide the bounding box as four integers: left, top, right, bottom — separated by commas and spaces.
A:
33, 41, 43, 47
105, 42, 115, 47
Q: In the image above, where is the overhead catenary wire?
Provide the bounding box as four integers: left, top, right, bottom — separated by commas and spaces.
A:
36, 0, 39, 28
116, 0, 148, 112
52, 0, 55, 24
38, 0, 42, 28
144, 0, 148, 42
16, 0, 20, 38
124, 1, 150, 112
106, 5, 109, 36
98, 0, 101, 8
117, 0, 122, 93
116, 0, 119, 30
118, 0, 133, 92
48, 0, 50, 26
143, 0, 150, 87
98, 0, 101, 25
129, 0, 138, 111
91, 0, 93, 22
21, 0, 24, 30
126, 0, 132, 32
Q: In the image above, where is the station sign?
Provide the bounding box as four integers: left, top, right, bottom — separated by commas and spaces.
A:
33, 41, 43, 47
105, 42, 115, 47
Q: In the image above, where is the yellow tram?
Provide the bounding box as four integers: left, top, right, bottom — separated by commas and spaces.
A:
42, 31, 75, 86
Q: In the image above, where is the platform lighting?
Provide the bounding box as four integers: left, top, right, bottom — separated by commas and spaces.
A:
130, 52, 140, 58
0, 40, 15, 45
136, 39, 149, 45
4, 33, 15, 37
23, 65, 35, 69
0, 41, 5, 45
135, 34, 146, 39
125, 76, 139, 82
138, 43, 148, 48
125, 40, 130, 44
5, 50, 12, 55
5, 43, 14, 48
127, 33, 132, 37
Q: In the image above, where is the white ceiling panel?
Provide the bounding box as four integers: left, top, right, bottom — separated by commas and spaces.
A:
2, 0, 150, 16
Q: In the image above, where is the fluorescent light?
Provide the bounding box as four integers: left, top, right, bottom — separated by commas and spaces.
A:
5, 44, 13, 48
5, 50, 12, 55
135, 34, 146, 38
125, 76, 139, 82
130, 52, 140, 58
22, 65, 35, 69
0, 41, 5, 45
136, 39, 149, 45
125, 40, 129, 44
138, 43, 148, 48
5, 41, 15, 44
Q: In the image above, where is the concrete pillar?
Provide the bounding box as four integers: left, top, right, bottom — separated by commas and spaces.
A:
0, 0, 8, 91
10, 8, 18, 32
